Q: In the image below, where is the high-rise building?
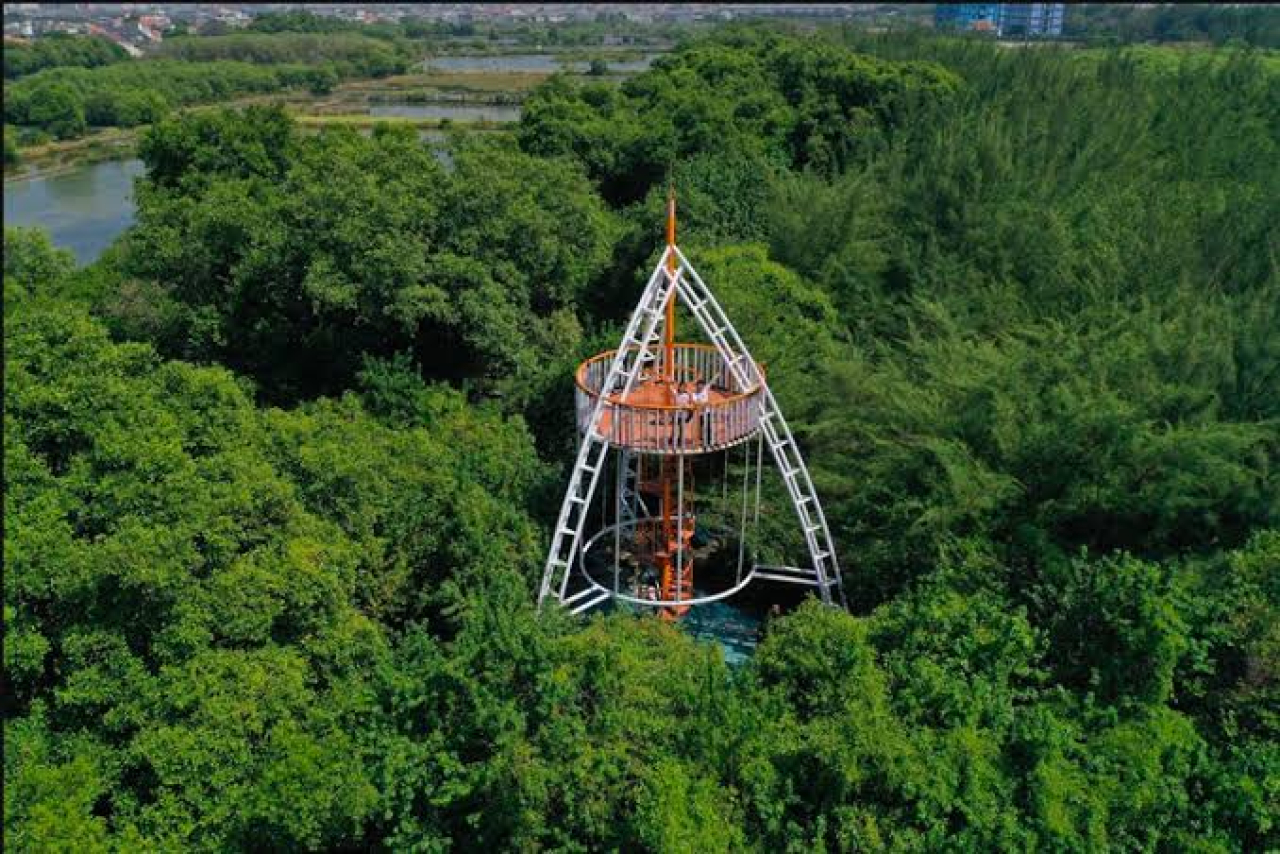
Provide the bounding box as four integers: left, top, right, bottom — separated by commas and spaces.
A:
995, 3, 1065, 38
934, 4, 1000, 33
934, 3, 1065, 38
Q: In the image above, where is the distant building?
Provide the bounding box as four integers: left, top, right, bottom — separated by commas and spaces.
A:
995, 4, 1065, 38
114, 39, 144, 58
935, 4, 1065, 38
138, 14, 171, 33
214, 11, 251, 30
934, 4, 1000, 33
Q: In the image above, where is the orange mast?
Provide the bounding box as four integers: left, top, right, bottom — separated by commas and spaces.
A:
664, 187, 677, 388
660, 189, 690, 617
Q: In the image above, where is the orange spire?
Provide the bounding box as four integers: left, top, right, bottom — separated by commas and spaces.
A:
664, 187, 677, 385
666, 186, 676, 253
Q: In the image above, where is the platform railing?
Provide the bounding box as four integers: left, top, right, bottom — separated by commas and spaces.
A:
575, 344, 763, 454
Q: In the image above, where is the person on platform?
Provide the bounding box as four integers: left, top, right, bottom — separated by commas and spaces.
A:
674, 382, 693, 449
693, 380, 712, 446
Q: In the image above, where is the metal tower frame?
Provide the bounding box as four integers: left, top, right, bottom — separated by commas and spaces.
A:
538, 244, 846, 616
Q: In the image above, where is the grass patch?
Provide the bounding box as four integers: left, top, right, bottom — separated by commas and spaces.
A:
7, 126, 140, 181
341, 71, 551, 93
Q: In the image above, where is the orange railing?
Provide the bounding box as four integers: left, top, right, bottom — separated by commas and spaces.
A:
575, 344, 764, 454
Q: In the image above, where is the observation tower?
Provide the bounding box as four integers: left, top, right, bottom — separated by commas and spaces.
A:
538, 193, 846, 619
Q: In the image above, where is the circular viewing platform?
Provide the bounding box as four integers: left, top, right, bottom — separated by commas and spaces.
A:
575, 343, 764, 454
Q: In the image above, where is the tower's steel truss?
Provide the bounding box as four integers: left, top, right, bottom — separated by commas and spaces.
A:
538, 234, 846, 616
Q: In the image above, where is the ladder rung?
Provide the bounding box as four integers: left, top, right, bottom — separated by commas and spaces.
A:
563, 586, 600, 606
754, 571, 822, 586
569, 591, 611, 615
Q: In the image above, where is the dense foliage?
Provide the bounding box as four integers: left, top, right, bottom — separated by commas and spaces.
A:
114, 107, 615, 412
246, 8, 687, 49
3, 33, 129, 80
5, 25, 1278, 851
1065, 3, 1280, 48
152, 32, 410, 78
4, 60, 307, 139
3, 126, 18, 166
248, 10, 376, 36
4, 27, 412, 141
520, 29, 960, 202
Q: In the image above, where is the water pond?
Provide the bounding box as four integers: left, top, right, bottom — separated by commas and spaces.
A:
4, 158, 145, 265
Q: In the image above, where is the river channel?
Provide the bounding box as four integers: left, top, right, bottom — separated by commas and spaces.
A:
423, 52, 661, 74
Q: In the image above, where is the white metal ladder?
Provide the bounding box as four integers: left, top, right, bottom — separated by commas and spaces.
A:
539, 250, 681, 613
672, 247, 847, 609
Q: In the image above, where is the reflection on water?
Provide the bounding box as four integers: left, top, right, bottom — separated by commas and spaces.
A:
683, 598, 765, 666
369, 103, 521, 122
353, 129, 454, 167
579, 528, 813, 666
3, 159, 144, 265
423, 53, 660, 74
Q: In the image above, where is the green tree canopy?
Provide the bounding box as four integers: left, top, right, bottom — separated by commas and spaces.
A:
120, 110, 618, 404
5, 22, 1278, 853
519, 27, 960, 203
